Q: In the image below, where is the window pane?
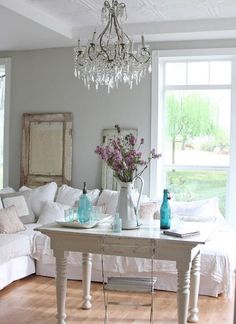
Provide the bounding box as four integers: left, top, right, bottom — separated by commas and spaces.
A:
165, 62, 186, 85
209, 61, 231, 85
187, 62, 209, 85
166, 169, 227, 214
164, 90, 230, 167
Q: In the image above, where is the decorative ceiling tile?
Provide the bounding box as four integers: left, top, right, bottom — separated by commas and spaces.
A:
21, 0, 236, 26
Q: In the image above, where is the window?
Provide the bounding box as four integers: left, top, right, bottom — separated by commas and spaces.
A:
0, 58, 10, 189
151, 50, 236, 226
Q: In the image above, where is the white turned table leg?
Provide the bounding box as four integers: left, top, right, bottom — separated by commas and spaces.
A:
176, 261, 191, 324
82, 252, 92, 309
188, 252, 201, 323
55, 254, 67, 324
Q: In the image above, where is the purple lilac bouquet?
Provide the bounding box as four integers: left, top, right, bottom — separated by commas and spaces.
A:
95, 125, 161, 183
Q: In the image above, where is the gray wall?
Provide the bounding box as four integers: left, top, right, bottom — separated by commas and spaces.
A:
3, 47, 151, 191
2, 38, 236, 193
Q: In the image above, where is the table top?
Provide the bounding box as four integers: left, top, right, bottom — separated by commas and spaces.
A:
36, 219, 214, 246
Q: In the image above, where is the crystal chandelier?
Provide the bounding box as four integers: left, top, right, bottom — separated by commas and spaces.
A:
73, 0, 151, 92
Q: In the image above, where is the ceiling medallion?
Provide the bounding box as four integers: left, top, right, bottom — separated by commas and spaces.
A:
73, 0, 151, 92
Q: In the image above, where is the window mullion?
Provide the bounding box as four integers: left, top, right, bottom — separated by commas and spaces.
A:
164, 84, 231, 91
225, 57, 236, 226
164, 165, 229, 171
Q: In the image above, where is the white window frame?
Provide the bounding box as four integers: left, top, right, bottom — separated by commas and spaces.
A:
0, 58, 11, 187
150, 48, 236, 227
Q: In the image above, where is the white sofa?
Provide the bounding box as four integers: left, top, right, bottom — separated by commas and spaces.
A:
0, 182, 236, 298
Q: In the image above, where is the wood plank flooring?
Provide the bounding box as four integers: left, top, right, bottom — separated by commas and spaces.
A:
0, 275, 234, 324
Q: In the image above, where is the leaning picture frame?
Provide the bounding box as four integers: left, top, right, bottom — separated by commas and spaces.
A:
21, 112, 72, 187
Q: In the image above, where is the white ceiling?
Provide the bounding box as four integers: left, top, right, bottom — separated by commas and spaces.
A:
1, 0, 236, 51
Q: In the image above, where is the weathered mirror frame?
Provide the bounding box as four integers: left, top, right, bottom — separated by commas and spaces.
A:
101, 127, 138, 190
20, 112, 72, 187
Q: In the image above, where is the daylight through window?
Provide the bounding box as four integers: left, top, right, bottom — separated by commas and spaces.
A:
155, 57, 232, 216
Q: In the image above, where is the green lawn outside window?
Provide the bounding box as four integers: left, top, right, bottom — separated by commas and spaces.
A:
166, 170, 227, 215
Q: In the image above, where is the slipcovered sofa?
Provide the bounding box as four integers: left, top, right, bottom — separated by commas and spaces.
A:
0, 182, 235, 298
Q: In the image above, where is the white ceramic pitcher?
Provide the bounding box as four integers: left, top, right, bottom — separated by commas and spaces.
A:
116, 176, 144, 229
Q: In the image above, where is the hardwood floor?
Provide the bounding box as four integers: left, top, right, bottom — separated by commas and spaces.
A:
0, 275, 234, 324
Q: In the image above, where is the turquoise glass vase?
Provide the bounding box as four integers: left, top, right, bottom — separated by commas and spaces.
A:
77, 182, 92, 223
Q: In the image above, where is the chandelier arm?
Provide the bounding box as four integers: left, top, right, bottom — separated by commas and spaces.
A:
96, 51, 108, 60
88, 44, 96, 61
104, 1, 111, 8
113, 13, 129, 61
97, 18, 110, 40
99, 39, 110, 62
113, 16, 131, 63
113, 13, 131, 44
113, 16, 122, 59
123, 31, 131, 43
74, 50, 86, 67
121, 46, 126, 60
113, 14, 122, 42
107, 15, 113, 48
98, 15, 112, 61
128, 47, 151, 64
140, 47, 151, 64
128, 52, 140, 63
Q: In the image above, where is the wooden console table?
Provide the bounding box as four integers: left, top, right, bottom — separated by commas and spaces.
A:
36, 221, 213, 324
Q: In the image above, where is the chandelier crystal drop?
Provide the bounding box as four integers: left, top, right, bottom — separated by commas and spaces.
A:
73, 0, 152, 92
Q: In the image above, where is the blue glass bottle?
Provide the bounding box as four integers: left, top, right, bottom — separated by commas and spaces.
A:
160, 189, 171, 230
77, 182, 92, 223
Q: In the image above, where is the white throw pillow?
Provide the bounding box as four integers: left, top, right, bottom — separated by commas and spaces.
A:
56, 185, 100, 207
19, 182, 58, 218
0, 205, 25, 233
0, 187, 15, 210
37, 201, 71, 225
0, 190, 35, 223
87, 189, 100, 206
3, 196, 29, 216
139, 201, 158, 220
97, 189, 119, 216
170, 197, 221, 222
56, 184, 83, 206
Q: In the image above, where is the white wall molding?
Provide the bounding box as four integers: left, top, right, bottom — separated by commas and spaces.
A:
0, 58, 11, 187
74, 18, 236, 43
150, 51, 159, 199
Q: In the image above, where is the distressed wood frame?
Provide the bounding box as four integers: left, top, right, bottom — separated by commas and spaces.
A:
20, 112, 72, 187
